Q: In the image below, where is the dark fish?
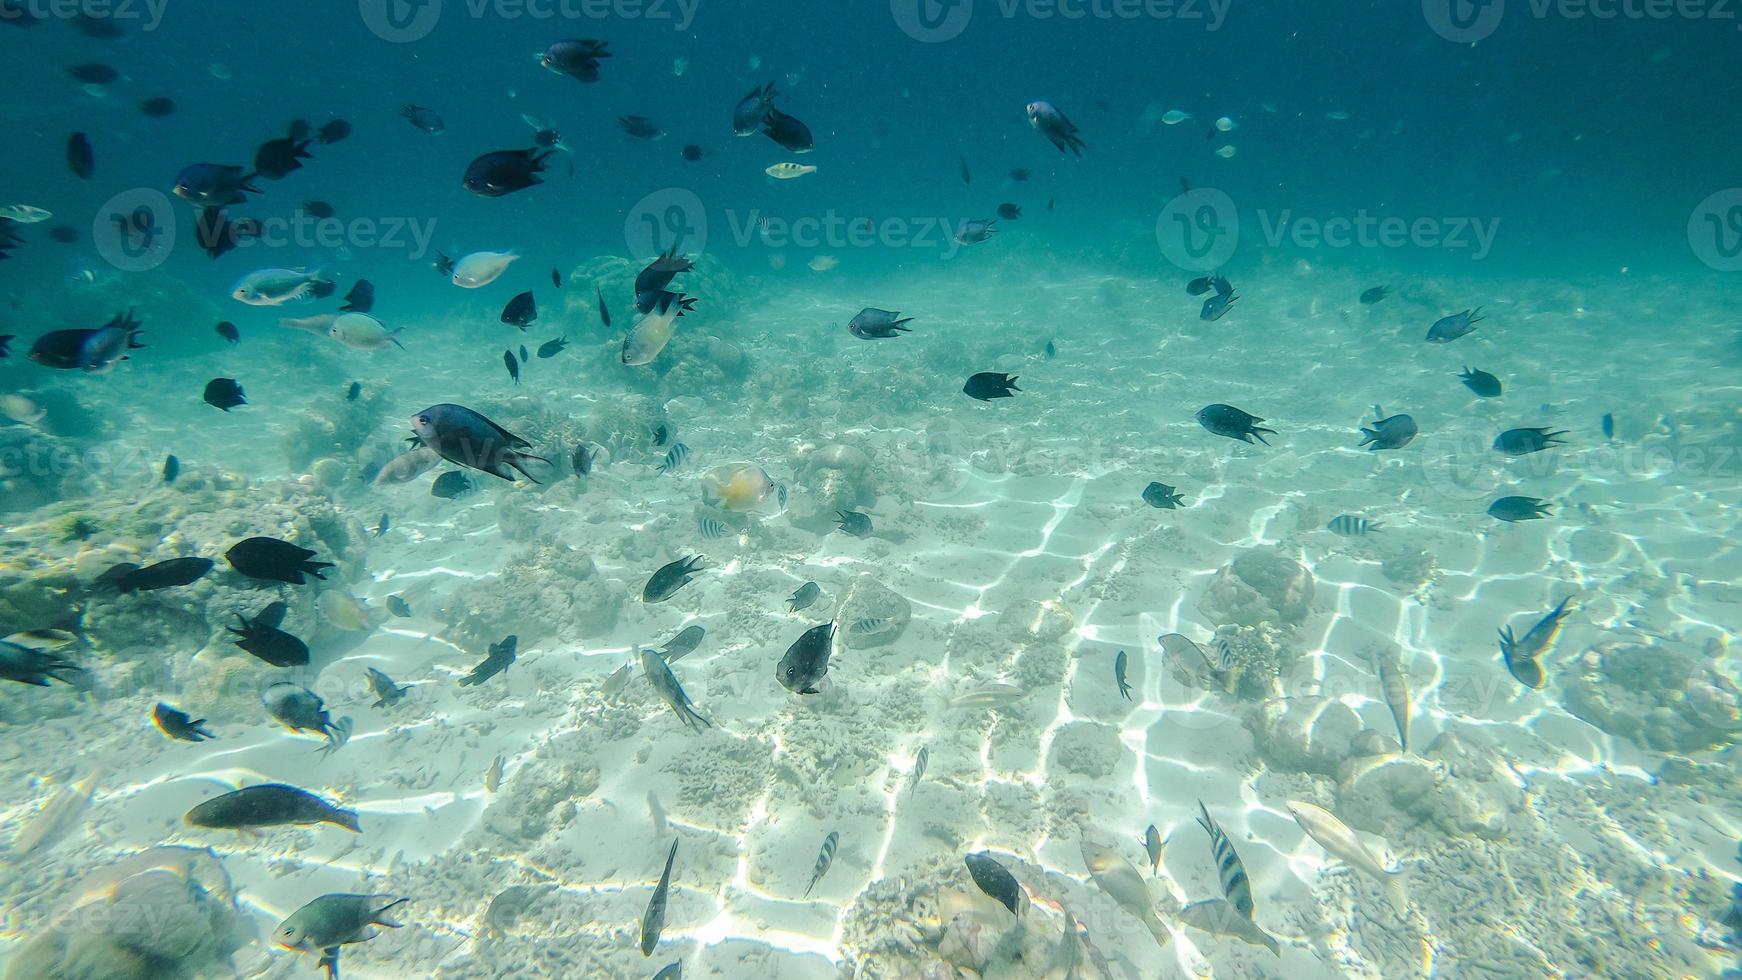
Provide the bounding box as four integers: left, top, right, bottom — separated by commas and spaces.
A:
184, 783, 359, 833
788, 582, 822, 612
834, 511, 872, 537
760, 107, 813, 152
173, 163, 259, 206
519, 344, 529, 363
571, 446, 593, 476
373, 514, 390, 537
1460, 367, 1501, 398
658, 443, 689, 475
698, 517, 726, 538
1488, 496, 1552, 523
138, 96, 177, 118
1200, 288, 1238, 321
458, 635, 517, 687
163, 454, 180, 484
1493, 427, 1567, 456
1186, 274, 1217, 296
203, 378, 246, 411
289, 119, 312, 141
227, 607, 310, 667
502, 291, 537, 329
66, 132, 94, 179
341, 279, 374, 313
401, 104, 445, 134
641, 839, 679, 956
681, 144, 705, 161
732, 82, 777, 135
1196, 801, 1254, 918
996, 202, 1022, 220
503, 350, 520, 385
660, 624, 706, 661
113, 557, 213, 593
531, 126, 562, 149
644, 556, 705, 602
641, 647, 709, 729
261, 682, 345, 744
551, 267, 562, 287
653, 424, 670, 446
0, 639, 81, 686
1009, 168, 1031, 181
1026, 100, 1085, 155
964, 852, 1025, 916
804, 831, 839, 897
67, 63, 118, 85
226, 536, 332, 585
433, 252, 455, 277
537, 336, 567, 358
48, 225, 77, 243
540, 38, 611, 82
1044, 340, 1056, 359
254, 136, 312, 180
1359, 411, 1418, 451
1601, 413, 1614, 442
153, 703, 214, 742
963, 372, 1019, 401
1115, 649, 1133, 701
317, 119, 351, 144
28, 309, 146, 373
411, 403, 548, 483
431, 471, 476, 499
1197, 404, 1273, 445
1427, 307, 1484, 343
777, 622, 836, 695
462, 148, 551, 197
1359, 285, 1390, 304
634, 246, 693, 311
597, 287, 611, 327
1327, 515, 1380, 536
275, 894, 408, 955
346, 381, 361, 402
959, 154, 971, 185
618, 115, 664, 140
1142, 482, 1184, 509
0, 335, 10, 358
1498, 597, 1573, 689
385, 597, 412, 620
71, 13, 123, 37
848, 308, 913, 339
215, 321, 240, 344
194, 206, 259, 258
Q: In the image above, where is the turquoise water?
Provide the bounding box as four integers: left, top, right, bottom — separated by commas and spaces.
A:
1, 3, 1741, 979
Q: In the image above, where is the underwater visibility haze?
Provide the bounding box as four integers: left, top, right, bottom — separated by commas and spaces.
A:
2, 0, 1742, 977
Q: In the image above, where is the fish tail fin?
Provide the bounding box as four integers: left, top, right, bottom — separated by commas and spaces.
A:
507, 451, 550, 484
388, 328, 407, 351
893, 318, 913, 331
374, 897, 412, 928
1383, 867, 1409, 915
333, 807, 362, 833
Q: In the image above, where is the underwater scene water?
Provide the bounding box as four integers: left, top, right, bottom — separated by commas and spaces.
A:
3, 1, 1742, 978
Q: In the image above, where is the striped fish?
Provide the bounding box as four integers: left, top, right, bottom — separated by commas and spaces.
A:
775, 483, 789, 510
849, 617, 891, 635
909, 746, 928, 796
1327, 515, 1381, 536
804, 830, 839, 897
1213, 638, 1235, 672
698, 517, 727, 538
658, 443, 690, 475
1196, 801, 1253, 918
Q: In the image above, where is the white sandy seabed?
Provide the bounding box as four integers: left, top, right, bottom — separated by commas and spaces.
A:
0, 262, 1739, 980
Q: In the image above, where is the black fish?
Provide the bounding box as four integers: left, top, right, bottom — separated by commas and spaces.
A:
194, 206, 259, 258
834, 511, 872, 536
346, 381, 362, 402
1489, 496, 1552, 523
761, 107, 813, 152
173, 164, 259, 206
463, 148, 551, 197
95, 562, 141, 589
653, 424, 670, 447
503, 349, 520, 385
1009, 168, 1031, 181
28, 309, 145, 371
1460, 367, 1501, 398
226, 536, 332, 585
153, 703, 214, 742
681, 144, 704, 161
1026, 100, 1084, 155
400, 104, 445, 134
1187, 275, 1216, 296
367, 666, 409, 706
634, 246, 693, 311
203, 378, 246, 411
341, 280, 374, 313
184, 784, 358, 833
847, 308, 913, 339
1602, 413, 1614, 442
114, 557, 213, 594
1115, 650, 1133, 700
537, 336, 567, 358
1197, 404, 1273, 445
412, 403, 549, 484
963, 852, 1024, 916
551, 267, 562, 287
431, 470, 475, 499
1493, 427, 1567, 456
385, 597, 412, 619
0, 334, 10, 358
138, 96, 176, 118
1359, 412, 1418, 451
67, 63, 117, 84
502, 291, 537, 329
67, 132, 94, 179
215, 320, 240, 344
996, 203, 1021, 220
788, 582, 822, 613
572, 445, 593, 476
540, 38, 611, 82
519, 344, 529, 363
255, 136, 312, 180
642, 839, 679, 956
374, 514, 390, 537
163, 454, 180, 484
963, 372, 1020, 401
1044, 340, 1056, 359
317, 119, 351, 144
1359, 285, 1390, 304
1142, 482, 1184, 509
458, 635, 517, 686
777, 622, 836, 695
0, 640, 81, 687
227, 607, 310, 668
732, 81, 777, 135
960, 154, 971, 185
597, 287, 612, 327
644, 556, 705, 602
618, 115, 663, 140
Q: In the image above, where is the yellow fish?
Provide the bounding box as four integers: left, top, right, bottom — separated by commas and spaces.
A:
765, 162, 817, 180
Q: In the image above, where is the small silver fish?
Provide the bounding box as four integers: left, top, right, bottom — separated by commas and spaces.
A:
485, 755, 505, 792
1375, 655, 1411, 752
1141, 824, 1164, 875
641, 647, 710, 731
950, 683, 1026, 709
804, 830, 838, 897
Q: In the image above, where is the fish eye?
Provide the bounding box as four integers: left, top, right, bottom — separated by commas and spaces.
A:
417, 415, 429, 424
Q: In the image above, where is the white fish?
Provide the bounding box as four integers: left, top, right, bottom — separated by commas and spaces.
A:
329, 312, 406, 351
1326, 110, 1351, 121
1161, 109, 1192, 125
1180, 898, 1280, 955
807, 256, 838, 272
0, 394, 44, 425
208, 62, 232, 81
0, 204, 51, 223
1286, 800, 1408, 914
1376, 655, 1411, 752
15, 767, 104, 856
317, 592, 379, 631
950, 683, 1026, 709
280, 313, 339, 335
452, 250, 518, 288
1080, 840, 1171, 947
485, 755, 504, 793
672, 57, 688, 76
232, 268, 326, 306
370, 445, 440, 486
748, 55, 762, 70
766, 162, 817, 180
621, 291, 695, 366
1215, 145, 1237, 159
1214, 116, 1236, 132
